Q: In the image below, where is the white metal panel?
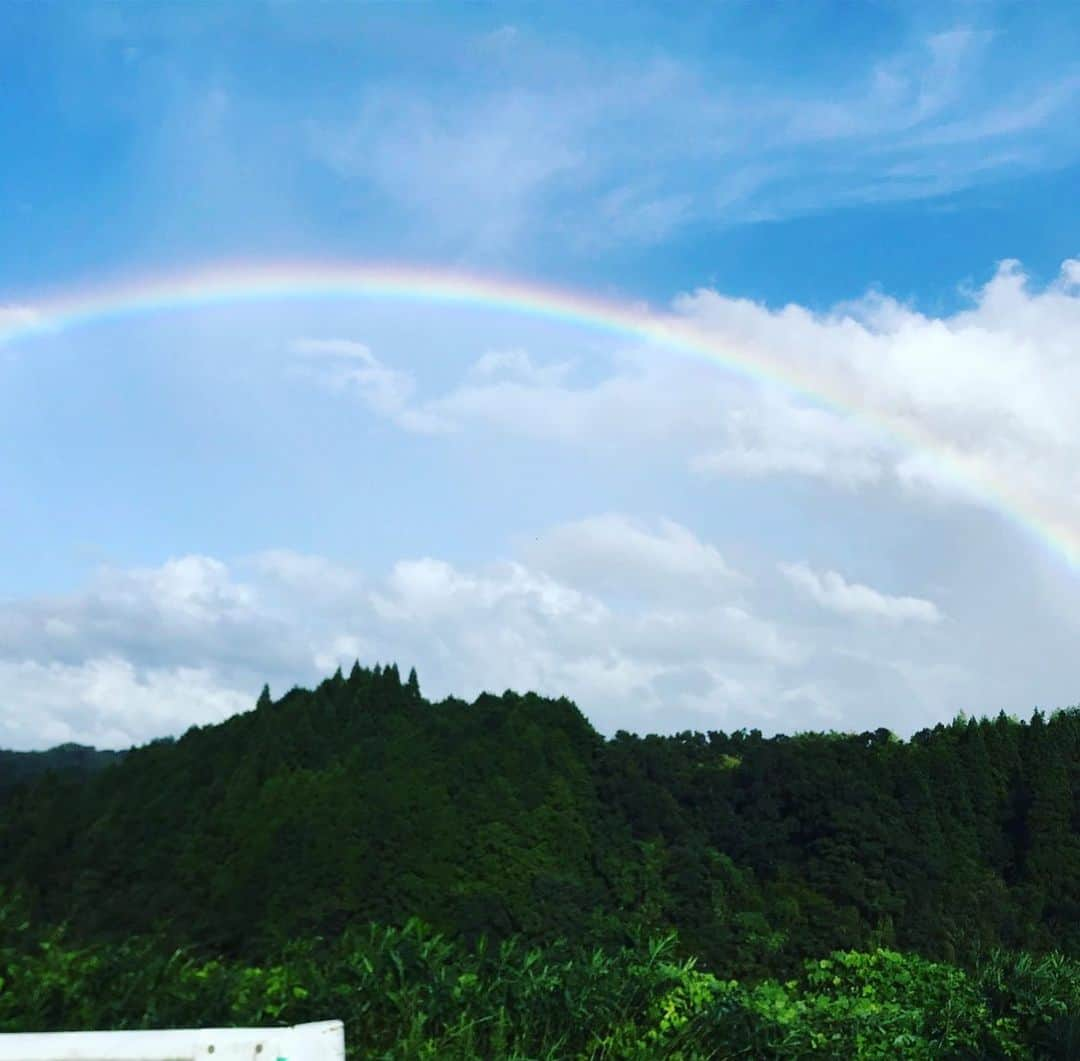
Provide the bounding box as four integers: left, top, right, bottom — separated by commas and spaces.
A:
0, 1021, 345, 1061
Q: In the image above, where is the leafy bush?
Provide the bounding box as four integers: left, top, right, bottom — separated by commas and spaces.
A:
3, 892, 1080, 1059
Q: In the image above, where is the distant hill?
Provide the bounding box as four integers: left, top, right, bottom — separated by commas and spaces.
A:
1, 663, 1078, 981
0, 742, 127, 799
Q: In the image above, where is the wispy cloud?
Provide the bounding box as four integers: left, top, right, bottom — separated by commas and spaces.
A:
466, 348, 574, 387
312, 87, 586, 255
0, 305, 41, 345
293, 338, 450, 433
305, 22, 1080, 254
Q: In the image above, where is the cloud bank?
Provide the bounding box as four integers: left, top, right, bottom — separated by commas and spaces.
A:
300, 259, 1080, 564
0, 512, 961, 749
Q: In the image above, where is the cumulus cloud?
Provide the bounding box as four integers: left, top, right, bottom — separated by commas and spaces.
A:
16, 249, 1080, 748
779, 562, 943, 624
362, 540, 800, 726
0, 658, 252, 751
0, 518, 819, 748
346, 336, 749, 453
691, 396, 890, 487
252, 549, 364, 604
678, 258, 1080, 557
0, 552, 345, 749
316, 258, 1080, 564
0, 557, 310, 695
10, 495, 1061, 750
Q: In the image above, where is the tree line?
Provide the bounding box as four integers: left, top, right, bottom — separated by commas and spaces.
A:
1, 662, 1078, 984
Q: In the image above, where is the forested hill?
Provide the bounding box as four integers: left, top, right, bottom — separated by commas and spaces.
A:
1, 662, 1078, 981
0, 743, 126, 800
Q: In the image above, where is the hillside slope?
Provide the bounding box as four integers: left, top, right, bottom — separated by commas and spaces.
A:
2, 663, 1078, 978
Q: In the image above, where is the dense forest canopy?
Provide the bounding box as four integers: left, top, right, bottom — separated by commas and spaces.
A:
0, 744, 126, 800
2, 662, 1078, 984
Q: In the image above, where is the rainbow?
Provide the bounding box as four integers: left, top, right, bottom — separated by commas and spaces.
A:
1, 259, 1075, 568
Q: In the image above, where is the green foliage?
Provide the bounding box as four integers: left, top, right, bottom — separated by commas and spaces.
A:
4, 668, 1080, 1055
975, 948, 1080, 1058
3, 897, 1079, 1060
763, 949, 998, 1059
4, 675, 1076, 981
0, 744, 125, 802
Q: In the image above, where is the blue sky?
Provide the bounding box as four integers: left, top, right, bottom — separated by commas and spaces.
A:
3, 1, 1080, 748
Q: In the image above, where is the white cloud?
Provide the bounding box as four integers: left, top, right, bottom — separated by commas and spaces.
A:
1061, 258, 1080, 289
682, 260, 1080, 555
306, 24, 1080, 252
780, 562, 942, 624
476, 25, 521, 53
381, 341, 748, 451
313, 87, 585, 254
467, 348, 573, 387
590, 183, 694, 247
0, 657, 251, 751
252, 549, 363, 601
294, 337, 413, 417
691, 396, 890, 487
313, 634, 373, 676
364, 548, 800, 726
97, 555, 255, 621
294, 338, 376, 361
13, 255, 1080, 747
371, 557, 608, 628
293, 337, 450, 432
780, 28, 986, 144
0, 305, 42, 346
0, 555, 295, 680
905, 73, 1080, 148
310, 259, 1080, 572
525, 514, 742, 600
0, 517, 813, 747
16, 493, 1079, 748
616, 604, 802, 666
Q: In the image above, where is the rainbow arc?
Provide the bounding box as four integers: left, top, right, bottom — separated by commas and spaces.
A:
1, 260, 1073, 568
